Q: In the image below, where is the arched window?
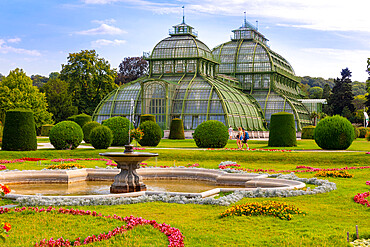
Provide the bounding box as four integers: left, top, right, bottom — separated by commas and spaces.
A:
143, 82, 166, 125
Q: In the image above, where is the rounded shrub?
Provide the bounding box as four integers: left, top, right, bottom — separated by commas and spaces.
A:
138, 121, 162, 147
301, 126, 315, 139
169, 118, 185, 139
82, 121, 101, 143
102, 116, 133, 146
49, 121, 83, 150
67, 115, 77, 122
40, 124, 54, 137
268, 112, 297, 147
2, 109, 37, 151
358, 127, 369, 138
314, 115, 355, 150
90, 125, 113, 149
140, 114, 156, 123
193, 120, 228, 148
74, 113, 92, 128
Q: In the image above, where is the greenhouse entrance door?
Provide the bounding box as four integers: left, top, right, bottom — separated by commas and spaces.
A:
143, 82, 167, 128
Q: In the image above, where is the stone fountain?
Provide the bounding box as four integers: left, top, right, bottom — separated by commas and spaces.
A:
100, 144, 158, 193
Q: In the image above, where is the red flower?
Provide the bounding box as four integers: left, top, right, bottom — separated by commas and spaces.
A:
3, 222, 11, 232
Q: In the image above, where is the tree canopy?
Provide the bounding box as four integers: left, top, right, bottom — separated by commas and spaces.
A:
0, 68, 53, 127
327, 68, 355, 116
116, 56, 148, 85
31, 74, 48, 88
60, 50, 117, 115
43, 78, 78, 123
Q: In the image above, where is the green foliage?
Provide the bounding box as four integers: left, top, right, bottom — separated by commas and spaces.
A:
268, 112, 297, 147
60, 50, 117, 115
49, 121, 83, 150
301, 126, 315, 139
2, 109, 37, 151
82, 121, 101, 143
352, 81, 367, 96
308, 87, 323, 99
67, 115, 77, 122
138, 121, 162, 147
31, 74, 48, 89
366, 131, 370, 141
89, 125, 113, 149
358, 127, 369, 138
140, 114, 156, 123
353, 126, 360, 139
193, 120, 228, 148
40, 124, 54, 137
73, 113, 92, 128
0, 68, 53, 128
43, 78, 77, 123
169, 118, 185, 139
314, 115, 355, 150
102, 116, 132, 146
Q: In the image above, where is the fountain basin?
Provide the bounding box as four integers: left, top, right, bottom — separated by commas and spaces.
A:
1, 168, 305, 200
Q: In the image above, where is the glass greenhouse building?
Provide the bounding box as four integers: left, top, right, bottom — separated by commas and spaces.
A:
93, 18, 312, 131
212, 20, 311, 130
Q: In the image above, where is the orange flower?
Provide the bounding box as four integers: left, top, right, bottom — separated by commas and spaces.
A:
3, 223, 11, 232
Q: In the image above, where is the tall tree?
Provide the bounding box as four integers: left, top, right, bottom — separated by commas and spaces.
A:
116, 57, 148, 85
31, 74, 49, 88
327, 68, 355, 116
43, 78, 78, 123
49, 72, 60, 80
60, 50, 117, 115
322, 83, 331, 99
308, 86, 323, 99
365, 58, 370, 109
0, 68, 53, 127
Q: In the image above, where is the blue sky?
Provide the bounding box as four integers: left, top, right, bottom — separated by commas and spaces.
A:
1, 0, 369, 82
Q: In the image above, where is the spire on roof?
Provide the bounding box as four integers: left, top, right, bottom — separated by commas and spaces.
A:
182, 6, 185, 24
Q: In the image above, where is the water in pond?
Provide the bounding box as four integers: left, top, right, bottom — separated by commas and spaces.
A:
9, 180, 241, 196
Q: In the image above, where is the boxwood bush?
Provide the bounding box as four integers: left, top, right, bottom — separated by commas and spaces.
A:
102, 116, 133, 146
138, 121, 162, 147
2, 109, 37, 151
268, 112, 297, 147
40, 124, 54, 137
90, 125, 113, 149
169, 118, 185, 139
353, 126, 360, 139
301, 126, 315, 139
193, 120, 228, 148
358, 127, 369, 138
82, 121, 101, 143
74, 113, 92, 128
49, 121, 83, 150
140, 114, 156, 123
314, 115, 355, 150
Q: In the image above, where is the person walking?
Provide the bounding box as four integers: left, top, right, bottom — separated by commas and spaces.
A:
241, 128, 249, 149
228, 126, 233, 139
236, 127, 243, 149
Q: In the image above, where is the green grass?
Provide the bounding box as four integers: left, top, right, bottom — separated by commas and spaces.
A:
1, 140, 370, 246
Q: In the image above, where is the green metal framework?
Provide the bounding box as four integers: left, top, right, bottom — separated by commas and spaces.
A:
92, 21, 266, 130
212, 20, 311, 130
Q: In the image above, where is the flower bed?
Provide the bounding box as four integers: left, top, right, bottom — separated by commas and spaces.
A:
220, 201, 305, 220
314, 170, 354, 178
353, 192, 370, 207
0, 206, 184, 247
0, 222, 11, 242
46, 164, 86, 170
209, 148, 292, 152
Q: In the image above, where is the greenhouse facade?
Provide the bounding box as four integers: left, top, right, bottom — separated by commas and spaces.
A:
93, 18, 311, 131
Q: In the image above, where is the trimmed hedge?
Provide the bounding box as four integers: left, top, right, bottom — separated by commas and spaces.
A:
301, 126, 315, 139
353, 126, 360, 139
138, 121, 162, 147
74, 113, 92, 128
140, 114, 156, 123
102, 116, 133, 146
169, 118, 185, 139
82, 121, 101, 143
49, 121, 83, 150
2, 109, 37, 151
358, 127, 369, 138
193, 120, 228, 148
268, 112, 297, 147
67, 115, 77, 122
314, 115, 355, 150
90, 125, 113, 149
40, 124, 54, 137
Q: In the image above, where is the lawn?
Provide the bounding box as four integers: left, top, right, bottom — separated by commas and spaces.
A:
0, 139, 369, 246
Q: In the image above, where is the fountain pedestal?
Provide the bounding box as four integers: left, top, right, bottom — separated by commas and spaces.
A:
99, 145, 158, 193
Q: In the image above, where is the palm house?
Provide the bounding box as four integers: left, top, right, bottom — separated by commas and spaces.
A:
212, 19, 311, 130
92, 19, 266, 131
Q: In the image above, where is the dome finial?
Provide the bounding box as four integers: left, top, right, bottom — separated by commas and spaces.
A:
182, 6, 185, 24
244, 11, 247, 27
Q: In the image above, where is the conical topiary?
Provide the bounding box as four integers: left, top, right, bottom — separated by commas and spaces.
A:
169, 118, 185, 139
268, 112, 297, 147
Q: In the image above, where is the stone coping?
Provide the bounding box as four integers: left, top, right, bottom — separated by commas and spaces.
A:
1, 168, 305, 199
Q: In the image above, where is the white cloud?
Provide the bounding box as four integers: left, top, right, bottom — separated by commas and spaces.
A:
91, 39, 126, 47
0, 39, 41, 56
92, 18, 116, 25
76, 23, 126, 35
